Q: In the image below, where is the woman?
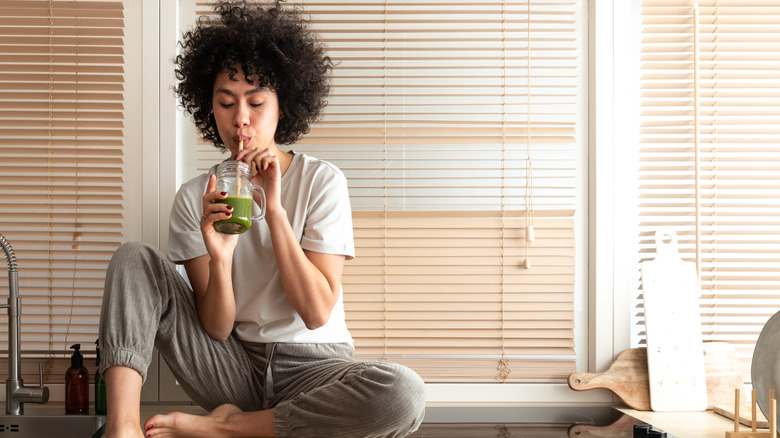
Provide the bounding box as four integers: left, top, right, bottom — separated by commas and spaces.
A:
98, 2, 426, 437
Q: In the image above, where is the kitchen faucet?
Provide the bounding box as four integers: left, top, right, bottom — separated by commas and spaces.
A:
0, 233, 49, 415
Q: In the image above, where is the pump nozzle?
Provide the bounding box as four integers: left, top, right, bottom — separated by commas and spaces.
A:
69, 344, 84, 368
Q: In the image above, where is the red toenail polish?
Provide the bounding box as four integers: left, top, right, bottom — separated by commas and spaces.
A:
146, 424, 154, 430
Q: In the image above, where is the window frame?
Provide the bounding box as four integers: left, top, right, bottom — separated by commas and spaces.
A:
146, 0, 627, 405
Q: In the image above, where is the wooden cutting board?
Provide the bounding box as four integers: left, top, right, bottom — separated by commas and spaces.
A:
568, 342, 744, 411
568, 348, 650, 410
641, 230, 708, 411
714, 402, 769, 429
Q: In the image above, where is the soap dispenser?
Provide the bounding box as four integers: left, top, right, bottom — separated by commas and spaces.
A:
65, 343, 89, 414
94, 339, 106, 415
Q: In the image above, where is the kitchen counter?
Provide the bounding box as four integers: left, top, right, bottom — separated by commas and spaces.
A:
620, 407, 753, 438
1, 402, 757, 437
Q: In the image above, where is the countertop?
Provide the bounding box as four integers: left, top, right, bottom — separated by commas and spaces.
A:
620, 407, 755, 438
1, 402, 759, 437
137, 405, 747, 437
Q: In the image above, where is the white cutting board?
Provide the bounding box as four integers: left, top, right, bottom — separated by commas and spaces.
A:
641, 230, 708, 411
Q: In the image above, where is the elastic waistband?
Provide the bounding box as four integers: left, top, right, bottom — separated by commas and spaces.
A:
241, 341, 355, 360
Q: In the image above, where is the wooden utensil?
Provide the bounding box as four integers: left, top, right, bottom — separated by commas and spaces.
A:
568, 348, 651, 410
714, 403, 769, 429
704, 342, 747, 409
641, 230, 708, 411
568, 342, 744, 411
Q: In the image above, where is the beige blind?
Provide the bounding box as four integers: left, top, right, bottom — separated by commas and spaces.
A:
0, 0, 126, 368
191, 0, 583, 382
638, 0, 780, 378
346, 211, 576, 382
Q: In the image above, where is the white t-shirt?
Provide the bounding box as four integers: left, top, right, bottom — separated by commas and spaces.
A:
167, 152, 355, 344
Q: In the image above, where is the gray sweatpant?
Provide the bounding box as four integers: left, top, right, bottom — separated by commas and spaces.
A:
98, 242, 426, 438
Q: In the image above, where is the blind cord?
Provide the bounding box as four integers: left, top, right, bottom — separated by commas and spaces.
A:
381, 0, 389, 362
523, 0, 535, 270
706, 1, 720, 340
693, 0, 701, 283
496, 0, 511, 384
64, 0, 80, 356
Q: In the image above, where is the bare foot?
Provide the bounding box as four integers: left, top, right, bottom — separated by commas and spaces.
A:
144, 404, 243, 438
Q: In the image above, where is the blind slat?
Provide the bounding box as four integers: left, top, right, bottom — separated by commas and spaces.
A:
0, 0, 127, 365
637, 0, 780, 381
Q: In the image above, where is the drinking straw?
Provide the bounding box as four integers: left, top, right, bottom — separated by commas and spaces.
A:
236, 140, 243, 195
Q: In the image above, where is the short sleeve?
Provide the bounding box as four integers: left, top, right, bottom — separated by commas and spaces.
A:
300, 167, 355, 260
166, 175, 209, 263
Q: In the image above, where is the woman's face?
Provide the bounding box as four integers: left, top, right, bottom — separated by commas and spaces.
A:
212, 66, 280, 155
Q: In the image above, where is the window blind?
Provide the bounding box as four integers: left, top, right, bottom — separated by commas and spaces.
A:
637, 0, 780, 379
189, 0, 584, 383
0, 0, 126, 380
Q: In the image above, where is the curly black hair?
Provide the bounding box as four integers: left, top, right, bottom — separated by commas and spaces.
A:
174, 1, 332, 149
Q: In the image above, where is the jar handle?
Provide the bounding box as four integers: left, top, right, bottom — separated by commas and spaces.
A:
251, 185, 266, 222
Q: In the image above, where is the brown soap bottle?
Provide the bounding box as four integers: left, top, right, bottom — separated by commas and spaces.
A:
65, 343, 89, 414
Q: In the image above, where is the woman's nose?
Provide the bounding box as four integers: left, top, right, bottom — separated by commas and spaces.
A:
234, 103, 250, 127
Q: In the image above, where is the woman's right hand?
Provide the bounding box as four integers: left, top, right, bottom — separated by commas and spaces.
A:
200, 173, 239, 259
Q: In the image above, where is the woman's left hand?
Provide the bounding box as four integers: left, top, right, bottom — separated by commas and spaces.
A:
235, 148, 282, 214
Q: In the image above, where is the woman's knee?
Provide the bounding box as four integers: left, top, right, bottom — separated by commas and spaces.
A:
102, 241, 176, 316
111, 241, 164, 265
106, 241, 174, 286
364, 361, 427, 434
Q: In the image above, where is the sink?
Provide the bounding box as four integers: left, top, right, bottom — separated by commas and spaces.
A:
0, 414, 105, 437
0, 233, 106, 437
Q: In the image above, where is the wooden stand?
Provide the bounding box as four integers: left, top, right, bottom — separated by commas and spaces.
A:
726, 389, 776, 437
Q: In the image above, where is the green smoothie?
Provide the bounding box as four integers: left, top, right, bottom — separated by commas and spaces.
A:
214, 195, 254, 234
